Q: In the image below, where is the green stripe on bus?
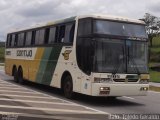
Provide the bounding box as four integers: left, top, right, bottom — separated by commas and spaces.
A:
35, 47, 52, 83
36, 45, 63, 85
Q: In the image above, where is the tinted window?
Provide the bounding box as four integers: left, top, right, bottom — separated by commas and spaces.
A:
35, 29, 45, 45
9, 35, 12, 47
64, 24, 75, 43
94, 20, 148, 38
31, 31, 35, 45
18, 33, 25, 46
14, 34, 18, 46
58, 25, 65, 43
49, 27, 56, 44
78, 19, 92, 36
11, 34, 15, 47
76, 38, 92, 74
44, 28, 50, 44
25, 31, 32, 46
7, 34, 11, 47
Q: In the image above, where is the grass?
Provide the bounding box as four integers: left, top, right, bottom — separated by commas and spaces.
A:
149, 69, 160, 83
150, 47, 160, 53
152, 36, 160, 47
149, 36, 160, 83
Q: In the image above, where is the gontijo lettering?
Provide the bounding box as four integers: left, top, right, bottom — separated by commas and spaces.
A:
17, 50, 32, 57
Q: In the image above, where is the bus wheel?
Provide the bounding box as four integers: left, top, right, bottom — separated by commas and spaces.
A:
63, 76, 73, 99
13, 68, 18, 83
18, 68, 24, 84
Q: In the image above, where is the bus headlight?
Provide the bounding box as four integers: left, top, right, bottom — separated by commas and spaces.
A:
139, 79, 149, 84
94, 77, 113, 83
99, 87, 110, 95
140, 87, 148, 91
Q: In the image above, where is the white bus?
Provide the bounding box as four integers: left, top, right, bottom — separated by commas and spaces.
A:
5, 15, 149, 98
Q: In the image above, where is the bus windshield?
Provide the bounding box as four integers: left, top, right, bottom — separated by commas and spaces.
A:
77, 18, 148, 75
93, 20, 148, 38
93, 39, 148, 74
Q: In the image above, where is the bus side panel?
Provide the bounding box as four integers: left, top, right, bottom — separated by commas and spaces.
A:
29, 48, 44, 82
35, 45, 63, 85
5, 59, 13, 76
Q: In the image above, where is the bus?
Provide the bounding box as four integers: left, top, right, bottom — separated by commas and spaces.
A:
5, 15, 149, 98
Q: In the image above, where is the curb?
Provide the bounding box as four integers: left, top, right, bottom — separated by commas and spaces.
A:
149, 85, 160, 92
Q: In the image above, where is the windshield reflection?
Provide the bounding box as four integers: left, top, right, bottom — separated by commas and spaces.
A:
93, 39, 148, 74
94, 20, 148, 38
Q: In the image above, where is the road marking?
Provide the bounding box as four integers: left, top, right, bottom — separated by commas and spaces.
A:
0, 111, 94, 120
0, 81, 15, 84
0, 86, 30, 90
0, 94, 58, 100
0, 89, 43, 95
0, 98, 80, 106
0, 105, 104, 114
0, 79, 109, 114
0, 84, 18, 87
122, 96, 135, 100
0, 81, 17, 84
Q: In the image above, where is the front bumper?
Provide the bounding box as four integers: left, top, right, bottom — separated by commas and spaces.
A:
92, 83, 149, 96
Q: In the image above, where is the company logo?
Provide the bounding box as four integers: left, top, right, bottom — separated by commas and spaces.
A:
62, 50, 72, 60
17, 50, 32, 57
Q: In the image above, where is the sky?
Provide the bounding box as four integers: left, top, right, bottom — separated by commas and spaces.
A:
0, 0, 160, 41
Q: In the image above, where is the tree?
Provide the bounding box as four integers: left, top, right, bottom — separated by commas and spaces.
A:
141, 13, 160, 46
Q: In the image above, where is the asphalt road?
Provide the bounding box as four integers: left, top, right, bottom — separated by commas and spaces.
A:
0, 67, 160, 120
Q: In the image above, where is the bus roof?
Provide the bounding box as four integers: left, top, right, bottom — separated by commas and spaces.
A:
77, 14, 145, 24
8, 14, 145, 33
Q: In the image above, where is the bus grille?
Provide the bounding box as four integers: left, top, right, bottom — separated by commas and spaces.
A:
113, 79, 138, 82
113, 79, 125, 82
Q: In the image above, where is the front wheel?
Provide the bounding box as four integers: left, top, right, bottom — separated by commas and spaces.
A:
63, 76, 74, 99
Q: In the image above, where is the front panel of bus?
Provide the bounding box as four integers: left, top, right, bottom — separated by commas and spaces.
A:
76, 18, 149, 96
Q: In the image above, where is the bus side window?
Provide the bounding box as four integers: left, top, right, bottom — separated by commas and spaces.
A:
14, 34, 18, 47
11, 34, 15, 47
31, 31, 35, 45
23, 32, 26, 46
58, 25, 65, 43
18, 33, 25, 47
25, 31, 32, 46
35, 29, 45, 45
64, 23, 75, 43
48, 27, 56, 44
7, 34, 11, 47
9, 35, 12, 47
44, 28, 50, 44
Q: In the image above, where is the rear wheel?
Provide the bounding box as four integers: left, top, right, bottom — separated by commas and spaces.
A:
63, 76, 73, 99
13, 68, 18, 83
18, 68, 24, 84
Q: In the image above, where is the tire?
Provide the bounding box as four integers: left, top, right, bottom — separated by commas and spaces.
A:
13, 68, 18, 83
63, 75, 74, 99
18, 68, 24, 84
